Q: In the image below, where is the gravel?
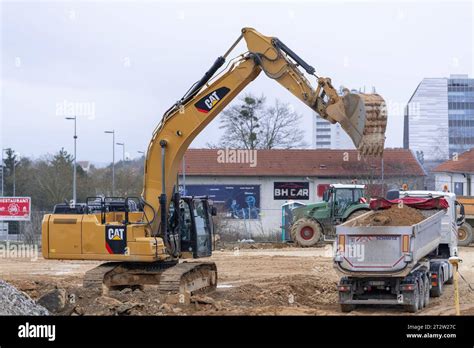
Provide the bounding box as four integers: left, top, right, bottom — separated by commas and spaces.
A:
0, 280, 49, 315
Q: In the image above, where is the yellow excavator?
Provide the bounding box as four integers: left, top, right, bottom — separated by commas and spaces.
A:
42, 28, 387, 295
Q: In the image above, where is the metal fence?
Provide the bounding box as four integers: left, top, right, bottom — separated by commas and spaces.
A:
0, 211, 46, 246
0, 209, 285, 245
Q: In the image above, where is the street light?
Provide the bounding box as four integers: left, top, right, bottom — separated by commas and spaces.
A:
116, 142, 125, 162
66, 116, 77, 204
104, 130, 115, 195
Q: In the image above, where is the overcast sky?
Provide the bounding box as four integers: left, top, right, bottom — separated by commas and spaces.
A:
1, 0, 473, 163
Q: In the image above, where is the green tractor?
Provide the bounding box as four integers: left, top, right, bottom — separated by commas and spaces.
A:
290, 184, 370, 247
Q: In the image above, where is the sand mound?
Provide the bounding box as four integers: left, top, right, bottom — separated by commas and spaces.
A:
355, 205, 426, 227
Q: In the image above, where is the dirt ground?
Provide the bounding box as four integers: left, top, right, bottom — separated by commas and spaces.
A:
1, 244, 473, 316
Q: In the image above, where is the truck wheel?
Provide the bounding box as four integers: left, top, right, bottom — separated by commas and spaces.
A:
290, 218, 322, 247
340, 304, 355, 313
418, 278, 425, 309
423, 275, 430, 307
430, 268, 444, 297
404, 280, 420, 313
457, 223, 473, 246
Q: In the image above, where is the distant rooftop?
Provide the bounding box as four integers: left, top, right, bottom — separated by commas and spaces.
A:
179, 148, 425, 178
433, 149, 474, 174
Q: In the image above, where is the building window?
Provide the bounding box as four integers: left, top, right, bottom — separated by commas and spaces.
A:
454, 182, 464, 196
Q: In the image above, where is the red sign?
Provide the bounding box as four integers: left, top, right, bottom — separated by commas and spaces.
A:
0, 197, 31, 221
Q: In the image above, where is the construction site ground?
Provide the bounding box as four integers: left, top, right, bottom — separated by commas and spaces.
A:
1, 244, 473, 316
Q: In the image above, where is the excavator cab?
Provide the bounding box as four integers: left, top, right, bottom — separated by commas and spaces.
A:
169, 196, 215, 258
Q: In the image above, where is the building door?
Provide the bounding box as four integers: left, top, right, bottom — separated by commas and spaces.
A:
454, 182, 464, 196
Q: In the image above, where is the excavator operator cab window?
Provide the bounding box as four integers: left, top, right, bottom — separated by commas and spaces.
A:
179, 200, 193, 241
192, 199, 213, 258
168, 199, 192, 243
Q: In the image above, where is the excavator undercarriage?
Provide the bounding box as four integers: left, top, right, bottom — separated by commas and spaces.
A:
83, 261, 217, 295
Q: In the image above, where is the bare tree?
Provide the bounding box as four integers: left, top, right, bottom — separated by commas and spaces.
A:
260, 100, 308, 149
210, 93, 307, 149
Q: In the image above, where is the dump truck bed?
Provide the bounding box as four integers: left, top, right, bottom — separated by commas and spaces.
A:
334, 209, 445, 277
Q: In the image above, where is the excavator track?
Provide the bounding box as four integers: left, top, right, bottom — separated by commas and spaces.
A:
83, 262, 118, 292
158, 262, 217, 294
83, 261, 217, 295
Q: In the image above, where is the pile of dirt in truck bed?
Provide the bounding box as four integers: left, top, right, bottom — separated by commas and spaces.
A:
354, 204, 426, 227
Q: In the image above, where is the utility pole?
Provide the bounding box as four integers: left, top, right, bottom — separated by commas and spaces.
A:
66, 116, 77, 203
12, 153, 18, 196
381, 156, 385, 196
116, 142, 125, 162
104, 130, 115, 195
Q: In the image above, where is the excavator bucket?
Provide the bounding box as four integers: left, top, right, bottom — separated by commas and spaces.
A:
326, 93, 387, 156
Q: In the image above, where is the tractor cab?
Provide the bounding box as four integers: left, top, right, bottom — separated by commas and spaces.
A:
323, 184, 366, 221
289, 184, 369, 247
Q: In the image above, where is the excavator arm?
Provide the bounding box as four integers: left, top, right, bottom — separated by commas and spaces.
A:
142, 27, 387, 241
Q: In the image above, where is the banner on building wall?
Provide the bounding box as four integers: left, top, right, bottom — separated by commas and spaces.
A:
273, 182, 310, 200
179, 184, 260, 219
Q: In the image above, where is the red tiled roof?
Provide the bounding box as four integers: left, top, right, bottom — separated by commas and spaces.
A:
433, 149, 474, 173
178, 148, 425, 178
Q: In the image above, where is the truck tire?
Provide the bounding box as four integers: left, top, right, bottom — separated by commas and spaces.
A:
340, 304, 355, 313
430, 267, 444, 297
418, 277, 425, 309
404, 280, 420, 313
290, 218, 322, 247
423, 275, 430, 307
457, 223, 473, 246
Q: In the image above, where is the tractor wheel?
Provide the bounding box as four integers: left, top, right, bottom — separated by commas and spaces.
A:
457, 223, 473, 246
290, 218, 322, 247
346, 210, 370, 222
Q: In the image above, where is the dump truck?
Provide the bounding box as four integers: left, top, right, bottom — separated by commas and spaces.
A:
289, 184, 370, 247
334, 190, 463, 313
456, 196, 473, 246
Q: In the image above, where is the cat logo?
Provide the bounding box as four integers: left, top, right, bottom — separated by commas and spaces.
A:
195, 87, 230, 114
105, 225, 127, 254
108, 227, 124, 241
205, 92, 220, 109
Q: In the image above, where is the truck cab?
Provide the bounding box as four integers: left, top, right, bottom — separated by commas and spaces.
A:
400, 190, 463, 258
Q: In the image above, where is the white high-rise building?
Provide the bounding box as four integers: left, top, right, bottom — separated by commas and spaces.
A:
404, 74, 474, 162
312, 114, 356, 149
